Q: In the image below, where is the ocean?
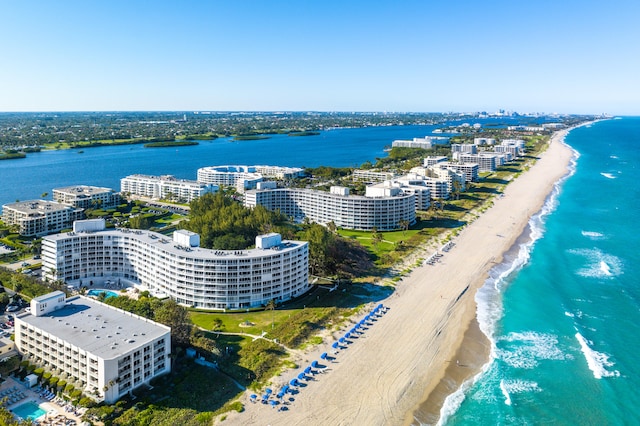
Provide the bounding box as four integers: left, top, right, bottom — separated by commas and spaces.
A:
439, 117, 640, 425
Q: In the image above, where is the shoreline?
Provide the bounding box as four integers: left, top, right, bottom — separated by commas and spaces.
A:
224, 127, 577, 426
407, 126, 580, 425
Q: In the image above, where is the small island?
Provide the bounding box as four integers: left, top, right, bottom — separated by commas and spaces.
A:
143, 141, 199, 148
288, 131, 320, 137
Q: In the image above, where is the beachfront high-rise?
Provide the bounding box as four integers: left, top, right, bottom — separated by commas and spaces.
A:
15, 291, 171, 404
243, 186, 416, 231
41, 220, 309, 311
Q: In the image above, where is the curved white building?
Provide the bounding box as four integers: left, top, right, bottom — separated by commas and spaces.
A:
42, 220, 309, 311
197, 166, 263, 192
244, 186, 416, 231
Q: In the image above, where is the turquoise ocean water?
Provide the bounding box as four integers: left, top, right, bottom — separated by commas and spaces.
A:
439, 118, 640, 425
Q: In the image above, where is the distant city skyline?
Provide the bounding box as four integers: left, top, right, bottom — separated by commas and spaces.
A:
1, 0, 638, 115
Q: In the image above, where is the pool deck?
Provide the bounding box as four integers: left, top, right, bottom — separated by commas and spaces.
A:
1, 376, 87, 425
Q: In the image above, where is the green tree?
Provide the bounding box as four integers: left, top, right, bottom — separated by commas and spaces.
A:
371, 228, 383, 250
398, 219, 409, 235
153, 299, 192, 347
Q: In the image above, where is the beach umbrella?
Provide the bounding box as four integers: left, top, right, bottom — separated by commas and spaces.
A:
298, 373, 306, 380
332, 342, 339, 349
290, 379, 298, 386
320, 352, 327, 359
277, 392, 284, 399
311, 360, 318, 368
270, 400, 278, 407
266, 388, 273, 394
339, 337, 345, 343
304, 367, 312, 374
377, 303, 383, 310
345, 332, 351, 339
250, 394, 257, 400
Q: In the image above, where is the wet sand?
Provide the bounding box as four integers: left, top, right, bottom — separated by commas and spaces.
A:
223, 129, 575, 426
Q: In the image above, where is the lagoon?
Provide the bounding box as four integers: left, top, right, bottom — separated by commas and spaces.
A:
0, 124, 441, 206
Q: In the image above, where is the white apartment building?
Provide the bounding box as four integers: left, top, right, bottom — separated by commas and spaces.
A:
451, 143, 478, 154
197, 166, 263, 192
53, 185, 120, 210
435, 162, 480, 183
15, 291, 171, 404
401, 171, 451, 200
254, 165, 305, 179
392, 136, 450, 150
41, 220, 309, 311
244, 186, 415, 231
368, 180, 431, 211
120, 175, 217, 203
473, 137, 496, 146
423, 156, 448, 167
352, 169, 397, 183
453, 153, 499, 172
2, 200, 83, 237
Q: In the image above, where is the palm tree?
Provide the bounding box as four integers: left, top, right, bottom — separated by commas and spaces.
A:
266, 299, 276, 329
398, 219, 409, 235
371, 228, 383, 250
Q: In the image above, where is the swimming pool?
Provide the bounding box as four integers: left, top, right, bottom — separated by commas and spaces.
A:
87, 289, 119, 298
13, 401, 46, 421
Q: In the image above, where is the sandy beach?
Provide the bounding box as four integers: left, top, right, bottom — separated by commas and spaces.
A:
226, 129, 575, 426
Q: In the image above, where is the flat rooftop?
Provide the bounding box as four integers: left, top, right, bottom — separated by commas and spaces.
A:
53, 185, 115, 195
17, 296, 169, 360
45, 228, 306, 260
3, 200, 76, 213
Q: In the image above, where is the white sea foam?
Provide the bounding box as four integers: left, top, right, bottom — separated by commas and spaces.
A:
500, 380, 511, 405
581, 230, 605, 239
569, 248, 622, 279
564, 311, 574, 318
574, 332, 620, 379
600, 172, 616, 179
497, 331, 572, 369
610, 155, 618, 159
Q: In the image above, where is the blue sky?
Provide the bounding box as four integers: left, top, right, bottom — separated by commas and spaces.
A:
1, 0, 638, 114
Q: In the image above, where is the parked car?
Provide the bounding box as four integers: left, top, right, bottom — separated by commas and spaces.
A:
6, 304, 20, 312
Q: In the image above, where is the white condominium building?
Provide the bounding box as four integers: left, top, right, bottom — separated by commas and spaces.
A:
53, 185, 120, 209
42, 220, 309, 311
197, 166, 263, 192
423, 156, 448, 167
451, 143, 478, 154
392, 136, 450, 150
367, 180, 431, 211
473, 137, 496, 146
400, 171, 451, 200
120, 174, 217, 203
435, 162, 480, 183
453, 153, 499, 172
352, 169, 397, 183
2, 200, 83, 237
15, 291, 171, 404
244, 186, 416, 231
254, 165, 305, 179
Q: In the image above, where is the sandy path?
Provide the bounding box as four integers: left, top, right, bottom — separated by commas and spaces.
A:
223, 130, 575, 426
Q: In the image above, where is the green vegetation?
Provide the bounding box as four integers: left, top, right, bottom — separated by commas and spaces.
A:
181, 192, 290, 249
288, 131, 320, 137
0, 151, 26, 160
144, 141, 199, 148
232, 135, 271, 141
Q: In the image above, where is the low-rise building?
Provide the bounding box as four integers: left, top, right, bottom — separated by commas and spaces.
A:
120, 175, 217, 203
53, 185, 120, 209
15, 291, 171, 404
392, 136, 450, 150
253, 165, 305, 179
2, 200, 83, 237
352, 169, 397, 183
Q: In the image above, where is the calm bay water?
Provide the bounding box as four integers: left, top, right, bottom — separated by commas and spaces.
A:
0, 124, 439, 206
438, 117, 640, 425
